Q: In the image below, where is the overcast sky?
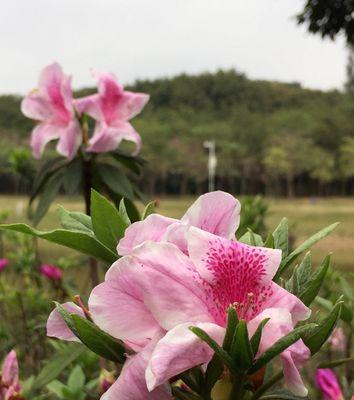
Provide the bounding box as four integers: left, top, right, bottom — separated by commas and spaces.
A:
0, 0, 347, 95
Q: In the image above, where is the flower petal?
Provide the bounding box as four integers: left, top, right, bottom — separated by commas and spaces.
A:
74, 95, 103, 121
181, 191, 241, 238
86, 121, 141, 154
2, 350, 18, 385
47, 301, 85, 342
30, 123, 61, 159
117, 91, 150, 120
89, 257, 161, 342
146, 322, 225, 391
262, 283, 311, 324
101, 334, 172, 400
282, 352, 308, 397
117, 214, 177, 256
56, 119, 82, 160
130, 241, 213, 329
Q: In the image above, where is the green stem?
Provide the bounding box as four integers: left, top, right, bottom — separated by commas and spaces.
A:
229, 373, 246, 400
250, 371, 283, 400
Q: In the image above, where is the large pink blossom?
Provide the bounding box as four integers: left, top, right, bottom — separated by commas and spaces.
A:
315, 369, 344, 400
48, 192, 311, 399
21, 63, 82, 160
0, 350, 21, 400
75, 72, 149, 154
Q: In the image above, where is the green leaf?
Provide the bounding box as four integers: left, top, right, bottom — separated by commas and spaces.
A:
97, 163, 134, 198
46, 380, 66, 398
32, 344, 85, 390
303, 299, 343, 355
223, 306, 239, 352
109, 150, 143, 175
189, 326, 236, 373
63, 159, 83, 195
318, 357, 354, 369
205, 354, 224, 393
123, 198, 141, 222
57, 207, 93, 233
68, 365, 85, 393
339, 277, 354, 302
264, 233, 274, 248
272, 218, 289, 257
299, 255, 330, 306
142, 201, 156, 220
275, 222, 339, 279
119, 199, 131, 226
30, 170, 64, 225
239, 230, 263, 246
289, 252, 312, 295
0, 223, 117, 264
71, 314, 126, 363
231, 320, 253, 370
91, 189, 128, 252
250, 318, 270, 355
249, 323, 317, 374
54, 302, 78, 337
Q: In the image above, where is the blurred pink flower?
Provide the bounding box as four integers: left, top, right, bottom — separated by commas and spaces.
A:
315, 369, 344, 400
48, 192, 311, 399
329, 328, 346, 352
0, 258, 9, 272
75, 72, 149, 154
40, 264, 62, 281
99, 370, 115, 394
0, 350, 22, 400
21, 62, 82, 160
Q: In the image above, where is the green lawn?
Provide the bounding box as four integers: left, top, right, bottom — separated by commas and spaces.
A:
0, 195, 353, 273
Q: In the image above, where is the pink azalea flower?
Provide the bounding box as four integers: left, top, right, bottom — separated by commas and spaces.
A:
40, 264, 62, 281
315, 369, 344, 400
48, 192, 311, 399
329, 328, 346, 352
0, 259, 9, 272
0, 350, 22, 400
75, 72, 149, 154
21, 62, 82, 160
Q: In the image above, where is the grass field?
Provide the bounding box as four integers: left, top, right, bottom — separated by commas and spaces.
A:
0, 195, 353, 274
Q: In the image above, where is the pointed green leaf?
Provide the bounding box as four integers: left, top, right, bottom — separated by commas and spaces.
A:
91, 189, 128, 252
223, 306, 239, 352
68, 365, 85, 392
275, 222, 339, 279
0, 223, 117, 264
264, 233, 274, 248
119, 199, 131, 226
318, 357, 354, 369
249, 323, 317, 374
63, 159, 83, 195
97, 163, 134, 198
303, 299, 343, 355
142, 201, 156, 220
205, 354, 224, 393
250, 318, 270, 355
272, 218, 289, 257
239, 230, 263, 246
46, 380, 67, 397
71, 314, 126, 363
299, 255, 330, 306
189, 326, 236, 373
231, 320, 253, 370
32, 344, 85, 390
58, 207, 93, 233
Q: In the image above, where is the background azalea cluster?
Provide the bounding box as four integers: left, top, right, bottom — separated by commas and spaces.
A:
21, 63, 149, 160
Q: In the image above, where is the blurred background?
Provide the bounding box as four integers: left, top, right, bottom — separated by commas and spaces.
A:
1, 0, 354, 270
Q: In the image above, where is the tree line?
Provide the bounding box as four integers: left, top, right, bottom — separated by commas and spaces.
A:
1, 69, 354, 197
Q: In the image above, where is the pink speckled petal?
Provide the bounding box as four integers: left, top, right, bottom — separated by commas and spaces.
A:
117, 214, 177, 256
146, 322, 225, 391
47, 301, 85, 342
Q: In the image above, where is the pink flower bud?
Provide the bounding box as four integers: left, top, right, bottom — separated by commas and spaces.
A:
40, 264, 62, 281
0, 258, 9, 272
315, 369, 343, 400
99, 370, 115, 394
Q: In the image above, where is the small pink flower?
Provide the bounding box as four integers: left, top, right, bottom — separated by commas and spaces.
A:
329, 328, 346, 352
75, 72, 149, 155
315, 369, 344, 400
0, 259, 9, 272
0, 350, 22, 400
40, 264, 62, 281
21, 63, 82, 160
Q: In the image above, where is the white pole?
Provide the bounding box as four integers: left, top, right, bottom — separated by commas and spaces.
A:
203, 141, 217, 192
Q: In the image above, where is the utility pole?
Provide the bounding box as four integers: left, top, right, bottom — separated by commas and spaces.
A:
203, 140, 217, 192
